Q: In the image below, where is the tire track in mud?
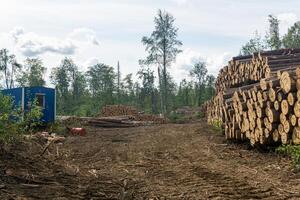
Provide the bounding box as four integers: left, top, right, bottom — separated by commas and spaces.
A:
190, 166, 298, 200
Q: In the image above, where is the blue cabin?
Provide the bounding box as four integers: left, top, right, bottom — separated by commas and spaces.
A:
1, 86, 56, 123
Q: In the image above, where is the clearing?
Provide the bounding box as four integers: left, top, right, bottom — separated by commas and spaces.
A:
1, 121, 300, 199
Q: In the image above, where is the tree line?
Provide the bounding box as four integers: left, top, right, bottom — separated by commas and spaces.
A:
0, 10, 216, 116
240, 14, 300, 55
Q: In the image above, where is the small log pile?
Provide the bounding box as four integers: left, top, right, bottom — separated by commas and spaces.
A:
88, 116, 144, 128
206, 48, 300, 146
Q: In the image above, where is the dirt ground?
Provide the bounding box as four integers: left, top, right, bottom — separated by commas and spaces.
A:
1, 121, 300, 199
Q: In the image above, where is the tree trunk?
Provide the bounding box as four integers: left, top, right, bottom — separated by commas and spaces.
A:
158, 67, 164, 114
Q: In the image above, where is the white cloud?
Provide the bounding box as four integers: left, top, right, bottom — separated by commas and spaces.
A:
8, 27, 77, 57
10, 26, 24, 42
68, 28, 100, 46
6, 27, 101, 57
17, 32, 76, 57
171, 49, 232, 83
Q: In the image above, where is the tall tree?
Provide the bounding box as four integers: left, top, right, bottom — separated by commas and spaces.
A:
65, 59, 86, 102
17, 58, 46, 87
240, 31, 266, 56
266, 15, 281, 50
190, 61, 208, 106
282, 21, 300, 48
137, 66, 156, 112
86, 63, 116, 105
50, 58, 72, 114
0, 49, 21, 89
141, 9, 182, 114
206, 74, 216, 98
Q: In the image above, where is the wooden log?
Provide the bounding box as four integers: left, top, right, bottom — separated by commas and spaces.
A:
296, 79, 300, 90
281, 100, 290, 115
274, 100, 280, 111
268, 88, 276, 102
280, 71, 296, 94
278, 124, 284, 136
272, 129, 280, 142
281, 132, 288, 145
294, 100, 300, 117
264, 128, 270, 139
287, 92, 296, 106
280, 113, 287, 124
266, 107, 279, 123
290, 115, 297, 127
292, 126, 300, 144
283, 120, 291, 133
277, 91, 284, 102
263, 91, 268, 101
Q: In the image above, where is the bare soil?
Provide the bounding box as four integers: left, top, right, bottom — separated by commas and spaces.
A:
1, 121, 300, 199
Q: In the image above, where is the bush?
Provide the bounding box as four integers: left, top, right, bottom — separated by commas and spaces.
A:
0, 94, 42, 143
276, 145, 300, 170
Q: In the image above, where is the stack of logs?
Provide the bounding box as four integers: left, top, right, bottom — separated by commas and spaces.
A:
206, 48, 300, 146
215, 48, 300, 92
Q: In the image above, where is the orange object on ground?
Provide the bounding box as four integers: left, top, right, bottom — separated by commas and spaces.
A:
68, 127, 87, 136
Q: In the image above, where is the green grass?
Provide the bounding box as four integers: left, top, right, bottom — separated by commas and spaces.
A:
276, 145, 300, 170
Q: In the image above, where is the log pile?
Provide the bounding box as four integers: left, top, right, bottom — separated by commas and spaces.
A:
206, 48, 300, 146
215, 48, 300, 92
88, 116, 145, 128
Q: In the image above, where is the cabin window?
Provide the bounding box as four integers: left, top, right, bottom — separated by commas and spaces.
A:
36, 94, 45, 108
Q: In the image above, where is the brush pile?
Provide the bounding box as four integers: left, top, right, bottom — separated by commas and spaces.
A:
206, 48, 300, 146
101, 105, 138, 117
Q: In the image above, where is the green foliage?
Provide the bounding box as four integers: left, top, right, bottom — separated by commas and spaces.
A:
0, 48, 21, 89
0, 11, 217, 118
47, 121, 67, 136
141, 9, 182, 114
50, 58, 88, 115
137, 65, 156, 113
190, 60, 208, 106
211, 119, 222, 129
17, 58, 46, 87
240, 31, 266, 56
0, 94, 43, 143
282, 22, 300, 48
266, 14, 281, 50
19, 99, 43, 134
276, 145, 300, 169
0, 94, 19, 142
86, 63, 116, 107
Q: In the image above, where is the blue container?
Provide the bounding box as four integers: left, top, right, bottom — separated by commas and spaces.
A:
1, 86, 56, 123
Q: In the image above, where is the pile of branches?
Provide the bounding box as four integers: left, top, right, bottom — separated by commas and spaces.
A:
101, 105, 138, 117
206, 48, 300, 146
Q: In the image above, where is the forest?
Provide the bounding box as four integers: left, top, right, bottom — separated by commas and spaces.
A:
1, 12, 300, 116
0, 10, 216, 116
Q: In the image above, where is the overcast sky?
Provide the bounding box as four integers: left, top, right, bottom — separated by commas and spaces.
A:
0, 0, 299, 84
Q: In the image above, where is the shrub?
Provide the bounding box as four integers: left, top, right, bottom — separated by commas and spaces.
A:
276, 145, 300, 170
0, 94, 20, 142
0, 94, 42, 143
19, 99, 43, 134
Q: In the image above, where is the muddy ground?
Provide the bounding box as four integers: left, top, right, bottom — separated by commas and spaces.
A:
1, 121, 300, 199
